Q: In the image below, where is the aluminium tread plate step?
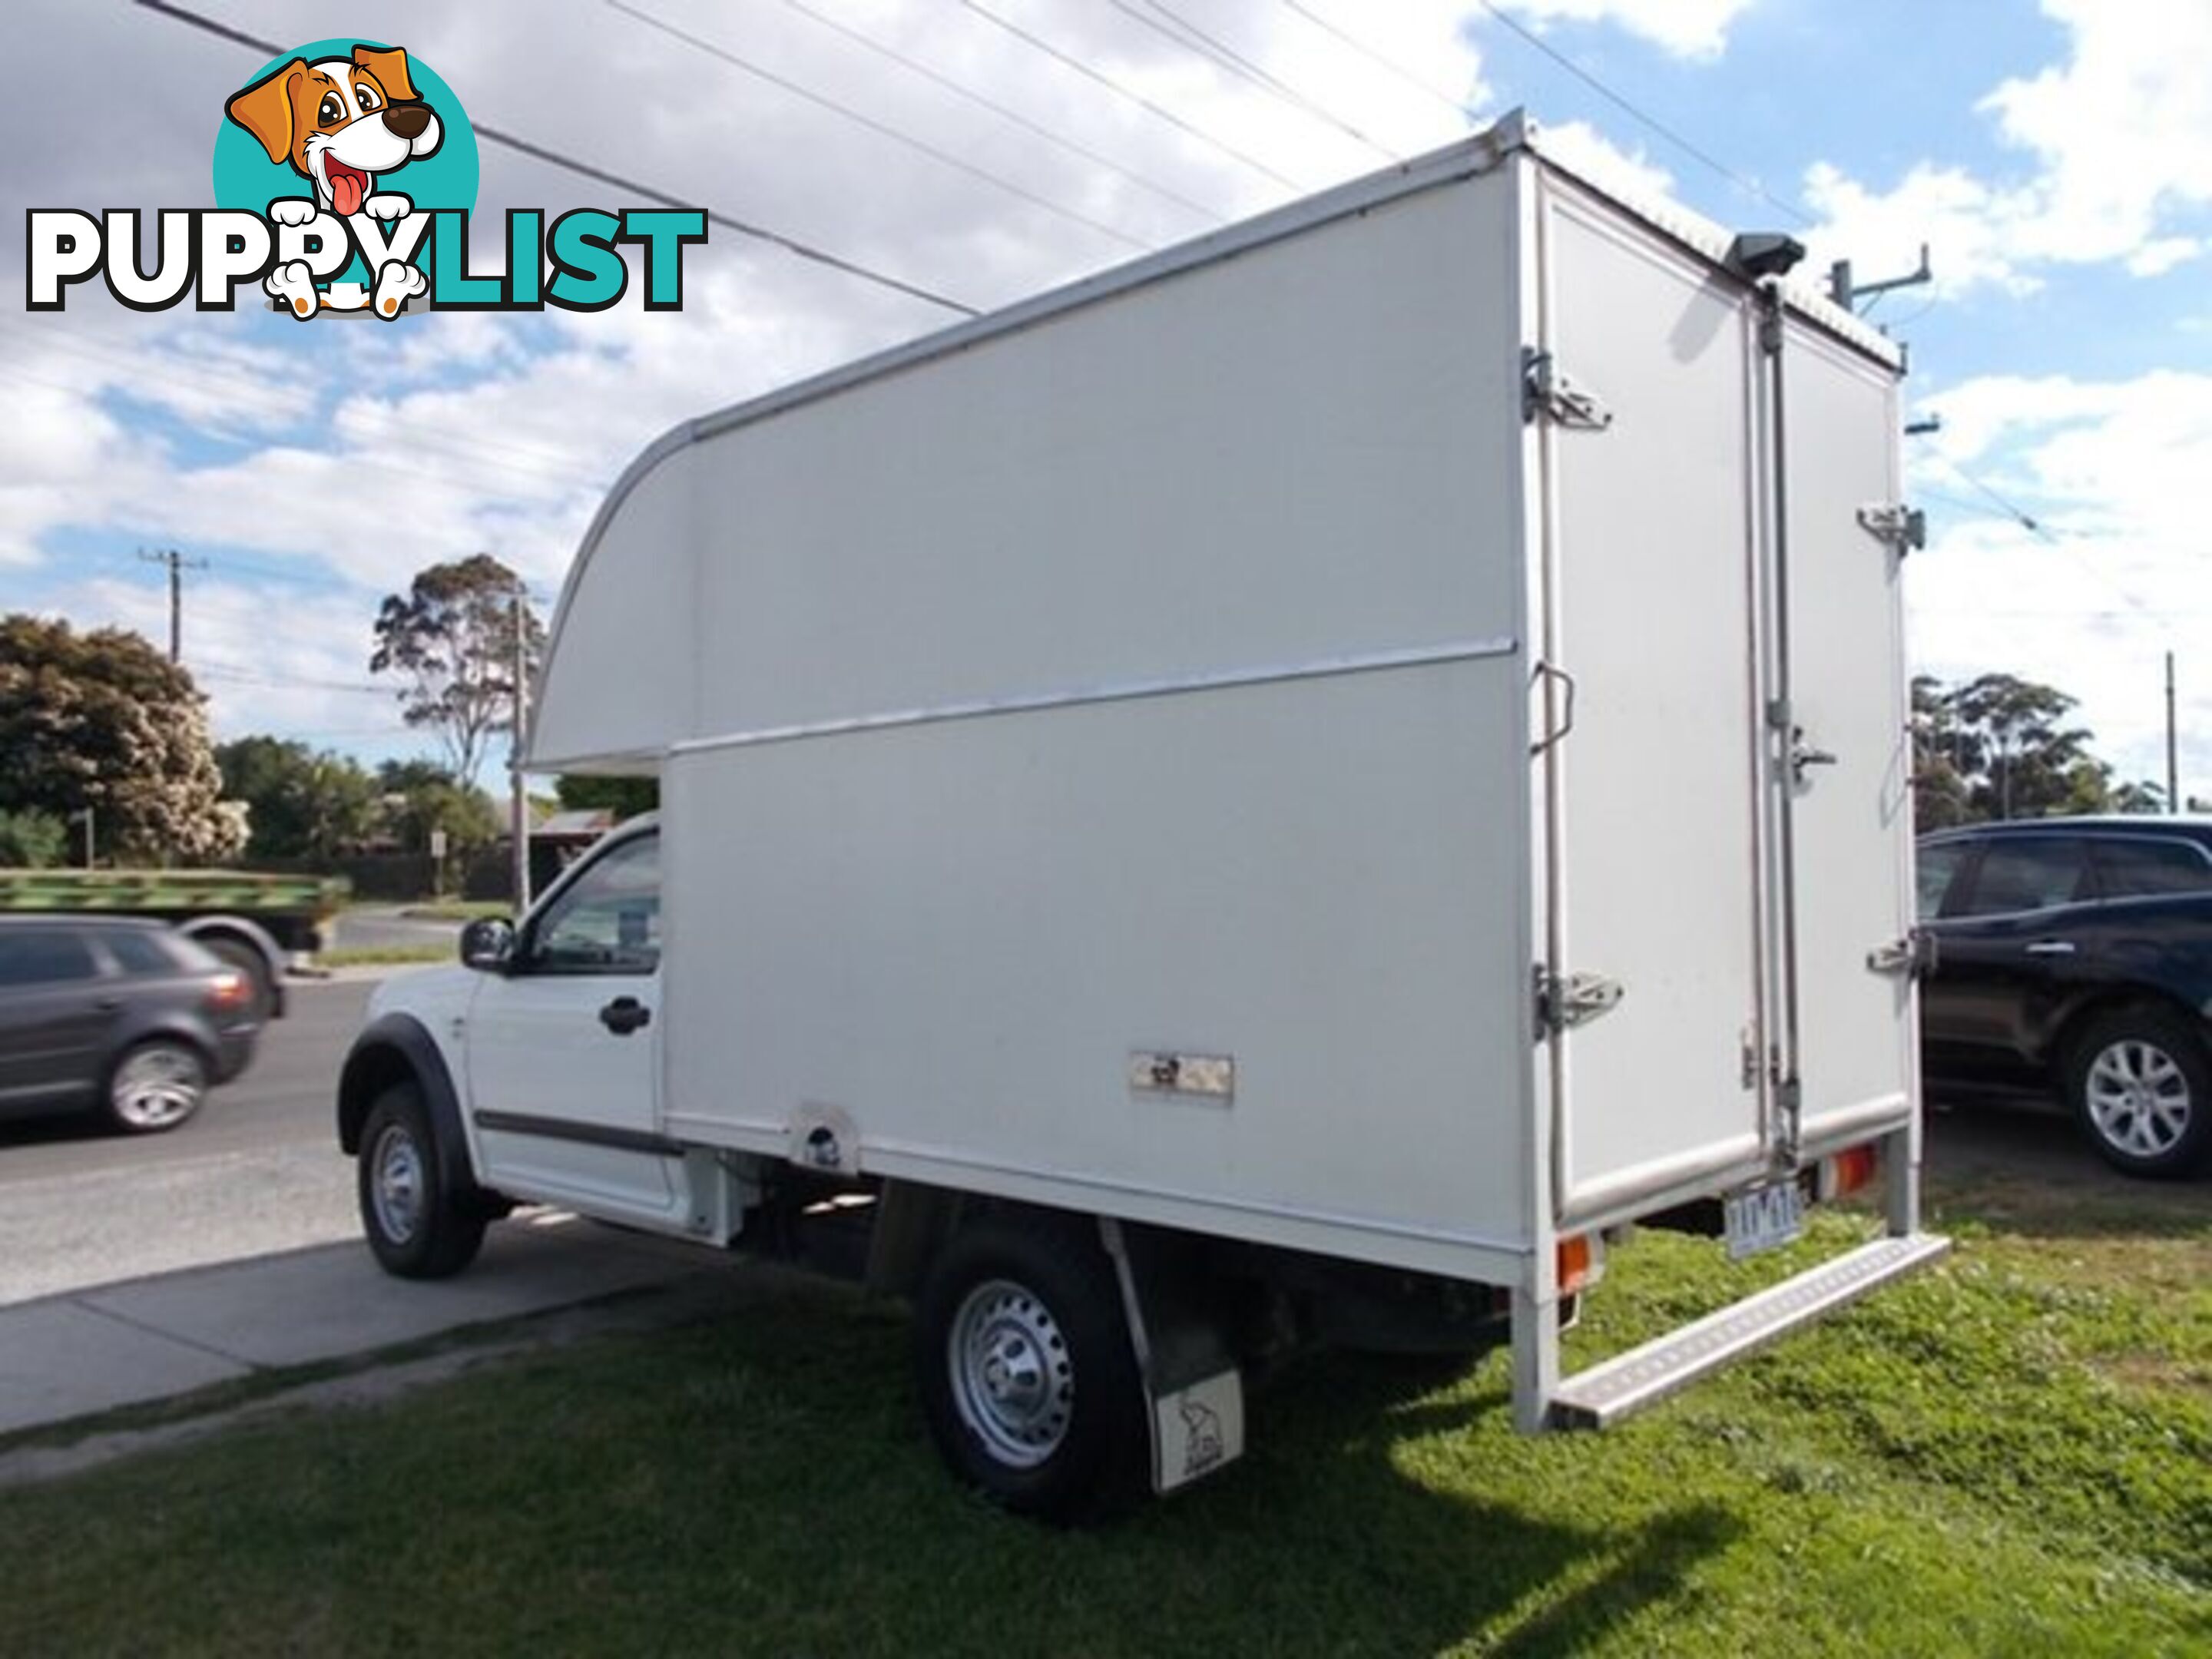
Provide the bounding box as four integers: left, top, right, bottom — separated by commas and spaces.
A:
1550, 1232, 1952, 1429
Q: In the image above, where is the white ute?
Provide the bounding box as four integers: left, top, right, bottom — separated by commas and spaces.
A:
339, 112, 1949, 1522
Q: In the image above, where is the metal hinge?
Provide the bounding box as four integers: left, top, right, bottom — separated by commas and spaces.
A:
1866, 929, 1938, 978
1522, 348, 1612, 430
1857, 502, 1926, 554
1535, 966, 1625, 1035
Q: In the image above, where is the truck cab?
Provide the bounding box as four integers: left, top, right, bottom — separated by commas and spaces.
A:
343, 816, 679, 1235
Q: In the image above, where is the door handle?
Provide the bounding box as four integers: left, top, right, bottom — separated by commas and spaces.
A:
598, 995, 652, 1035
1788, 727, 1838, 784
2023, 940, 2076, 957
91, 997, 123, 1012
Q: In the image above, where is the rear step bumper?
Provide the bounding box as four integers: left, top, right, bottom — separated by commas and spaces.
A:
1549, 1233, 1951, 1429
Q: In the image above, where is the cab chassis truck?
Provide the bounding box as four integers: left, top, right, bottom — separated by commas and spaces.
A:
338, 114, 1949, 1520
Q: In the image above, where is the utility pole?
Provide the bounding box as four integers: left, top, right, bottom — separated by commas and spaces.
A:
510, 588, 532, 913
137, 547, 208, 664
2167, 651, 2180, 814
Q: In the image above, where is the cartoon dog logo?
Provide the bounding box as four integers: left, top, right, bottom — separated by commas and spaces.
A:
224, 45, 441, 318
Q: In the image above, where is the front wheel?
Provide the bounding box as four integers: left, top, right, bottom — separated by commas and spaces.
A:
912, 1217, 1148, 1524
358, 1084, 487, 1277
2064, 1008, 2212, 1178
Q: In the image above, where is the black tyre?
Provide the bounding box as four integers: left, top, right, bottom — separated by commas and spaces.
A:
104, 1038, 209, 1134
358, 1083, 488, 1277
912, 1217, 1148, 1524
200, 935, 276, 1025
2063, 1008, 2212, 1179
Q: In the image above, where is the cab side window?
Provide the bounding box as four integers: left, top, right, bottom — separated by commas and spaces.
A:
528, 834, 661, 974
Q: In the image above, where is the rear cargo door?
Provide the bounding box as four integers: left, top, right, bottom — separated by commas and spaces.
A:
1534, 179, 1770, 1223
1768, 319, 1916, 1144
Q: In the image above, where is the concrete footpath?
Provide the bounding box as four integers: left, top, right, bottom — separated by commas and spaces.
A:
0, 1214, 720, 1451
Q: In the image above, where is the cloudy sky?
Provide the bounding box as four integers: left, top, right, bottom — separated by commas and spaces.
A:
3, 0, 2208, 794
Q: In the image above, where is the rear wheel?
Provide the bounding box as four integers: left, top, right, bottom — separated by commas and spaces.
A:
2064, 1008, 2212, 1178
912, 1217, 1147, 1524
358, 1083, 487, 1277
104, 1039, 208, 1134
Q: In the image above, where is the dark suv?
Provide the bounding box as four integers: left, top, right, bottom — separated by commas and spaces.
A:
0, 916, 261, 1134
1918, 816, 2212, 1177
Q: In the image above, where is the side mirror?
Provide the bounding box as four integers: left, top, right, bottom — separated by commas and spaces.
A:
459, 917, 516, 972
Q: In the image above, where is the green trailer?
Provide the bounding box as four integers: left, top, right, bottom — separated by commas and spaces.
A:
0, 868, 347, 1020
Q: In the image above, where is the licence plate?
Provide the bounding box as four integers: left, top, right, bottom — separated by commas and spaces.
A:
1724, 1180, 1804, 1260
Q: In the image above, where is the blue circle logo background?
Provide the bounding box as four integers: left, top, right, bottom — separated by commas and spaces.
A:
212, 38, 478, 218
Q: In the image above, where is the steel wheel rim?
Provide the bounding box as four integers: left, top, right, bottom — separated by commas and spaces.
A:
371, 1124, 426, 1244
2085, 1039, 2191, 1158
948, 1277, 1074, 1469
111, 1046, 204, 1129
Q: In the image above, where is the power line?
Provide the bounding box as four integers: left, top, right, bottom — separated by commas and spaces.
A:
129, 0, 979, 317
1918, 451, 2058, 542
1108, 0, 1397, 162
195, 662, 389, 695
959, 0, 1308, 192
1277, 1, 1482, 126
605, 0, 1153, 254
767, 0, 1226, 225
1915, 445, 2165, 626
1472, 1, 1816, 227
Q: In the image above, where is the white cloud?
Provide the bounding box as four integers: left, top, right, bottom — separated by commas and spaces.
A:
1538, 118, 1674, 203
1805, 0, 2212, 293
1979, 0, 2212, 263
1498, 0, 1756, 60
1908, 369, 2212, 796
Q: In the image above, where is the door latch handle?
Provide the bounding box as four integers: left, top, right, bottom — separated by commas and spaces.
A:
598, 996, 653, 1035
1528, 661, 1578, 756
1789, 727, 1838, 783
2023, 939, 2076, 957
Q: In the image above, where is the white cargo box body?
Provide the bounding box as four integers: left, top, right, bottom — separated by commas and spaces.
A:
531, 117, 1934, 1393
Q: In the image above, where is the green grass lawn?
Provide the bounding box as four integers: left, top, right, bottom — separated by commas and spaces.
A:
3, 1126, 2205, 1657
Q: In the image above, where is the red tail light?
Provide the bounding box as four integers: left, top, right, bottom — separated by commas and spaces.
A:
1558, 1233, 1604, 1295
1820, 1143, 1880, 1200
207, 970, 250, 1012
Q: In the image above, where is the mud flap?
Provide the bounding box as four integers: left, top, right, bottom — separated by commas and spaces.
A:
1099, 1218, 1246, 1494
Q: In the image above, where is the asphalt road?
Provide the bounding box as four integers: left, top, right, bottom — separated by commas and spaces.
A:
0, 981, 373, 1306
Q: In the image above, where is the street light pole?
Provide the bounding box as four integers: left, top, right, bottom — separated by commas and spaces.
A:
2167, 651, 2180, 814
